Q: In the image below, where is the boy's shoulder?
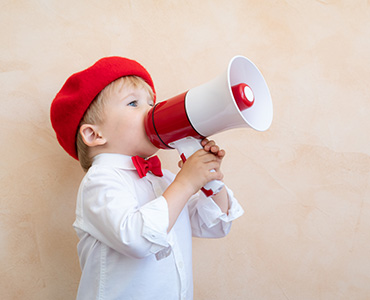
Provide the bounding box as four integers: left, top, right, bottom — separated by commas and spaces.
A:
81, 163, 135, 190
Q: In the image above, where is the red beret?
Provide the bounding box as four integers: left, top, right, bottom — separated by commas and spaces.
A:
50, 56, 156, 160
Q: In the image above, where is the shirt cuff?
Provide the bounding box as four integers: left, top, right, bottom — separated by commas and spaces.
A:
197, 186, 244, 228
140, 196, 170, 254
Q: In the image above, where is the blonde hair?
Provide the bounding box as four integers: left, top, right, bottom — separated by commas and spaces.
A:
76, 76, 154, 172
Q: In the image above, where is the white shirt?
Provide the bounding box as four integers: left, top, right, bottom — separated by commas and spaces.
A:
73, 153, 244, 300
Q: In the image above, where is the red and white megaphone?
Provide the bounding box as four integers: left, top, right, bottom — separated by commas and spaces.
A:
145, 55, 273, 196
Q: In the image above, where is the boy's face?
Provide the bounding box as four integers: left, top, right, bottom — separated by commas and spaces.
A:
97, 85, 158, 158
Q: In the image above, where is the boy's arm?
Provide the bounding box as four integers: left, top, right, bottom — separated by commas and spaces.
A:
209, 186, 229, 214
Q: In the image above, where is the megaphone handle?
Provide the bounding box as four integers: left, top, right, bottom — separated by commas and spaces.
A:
169, 137, 225, 197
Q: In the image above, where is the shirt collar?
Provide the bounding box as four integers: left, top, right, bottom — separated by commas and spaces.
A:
92, 153, 136, 170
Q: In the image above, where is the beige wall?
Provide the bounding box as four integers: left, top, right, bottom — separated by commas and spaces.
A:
1, 0, 369, 299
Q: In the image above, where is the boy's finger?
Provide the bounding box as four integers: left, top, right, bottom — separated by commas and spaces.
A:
217, 149, 226, 158
201, 138, 209, 146
209, 145, 220, 153
204, 140, 216, 151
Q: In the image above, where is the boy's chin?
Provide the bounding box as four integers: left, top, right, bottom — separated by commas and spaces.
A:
132, 147, 158, 159
144, 150, 159, 158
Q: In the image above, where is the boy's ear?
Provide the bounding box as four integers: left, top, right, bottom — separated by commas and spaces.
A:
79, 124, 107, 147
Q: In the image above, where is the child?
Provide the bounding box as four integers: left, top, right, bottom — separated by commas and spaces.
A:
50, 56, 244, 300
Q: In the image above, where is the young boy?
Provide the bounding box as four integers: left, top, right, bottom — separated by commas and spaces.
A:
50, 56, 244, 300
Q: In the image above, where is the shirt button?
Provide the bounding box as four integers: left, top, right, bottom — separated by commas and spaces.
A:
179, 261, 184, 269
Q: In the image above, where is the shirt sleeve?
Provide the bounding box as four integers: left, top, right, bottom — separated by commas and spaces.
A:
188, 186, 244, 238
74, 167, 170, 259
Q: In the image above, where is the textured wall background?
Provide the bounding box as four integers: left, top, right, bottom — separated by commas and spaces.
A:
1, 0, 369, 299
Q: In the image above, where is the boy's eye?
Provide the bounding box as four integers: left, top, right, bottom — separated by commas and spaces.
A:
128, 100, 138, 107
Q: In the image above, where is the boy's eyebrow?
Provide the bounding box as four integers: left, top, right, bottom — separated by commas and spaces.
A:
121, 90, 152, 102
120, 92, 137, 101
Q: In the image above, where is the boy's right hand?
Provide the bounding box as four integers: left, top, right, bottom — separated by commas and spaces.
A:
174, 147, 224, 196
163, 139, 225, 232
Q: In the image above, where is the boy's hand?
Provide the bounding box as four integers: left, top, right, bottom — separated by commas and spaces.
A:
178, 138, 225, 168
201, 138, 226, 159
163, 138, 228, 232
176, 139, 225, 195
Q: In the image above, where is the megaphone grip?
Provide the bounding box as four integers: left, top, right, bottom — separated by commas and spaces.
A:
169, 137, 225, 197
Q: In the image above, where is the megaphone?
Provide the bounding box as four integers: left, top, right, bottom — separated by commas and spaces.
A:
145, 55, 273, 196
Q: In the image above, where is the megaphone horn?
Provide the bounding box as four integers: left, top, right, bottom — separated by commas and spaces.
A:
145, 55, 273, 196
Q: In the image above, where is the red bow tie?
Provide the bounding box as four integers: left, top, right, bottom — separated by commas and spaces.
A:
132, 155, 163, 178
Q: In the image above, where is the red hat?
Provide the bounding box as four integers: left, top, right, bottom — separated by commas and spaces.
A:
50, 56, 156, 160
